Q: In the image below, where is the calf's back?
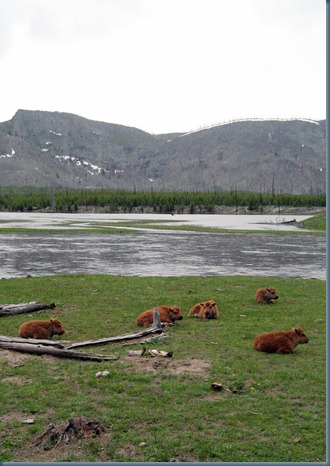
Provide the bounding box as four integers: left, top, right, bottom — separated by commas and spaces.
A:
19, 318, 65, 339
253, 328, 308, 353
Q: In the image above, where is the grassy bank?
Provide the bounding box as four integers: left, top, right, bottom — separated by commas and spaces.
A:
0, 275, 326, 462
297, 212, 326, 232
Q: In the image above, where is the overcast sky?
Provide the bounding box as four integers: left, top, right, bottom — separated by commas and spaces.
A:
0, 0, 326, 134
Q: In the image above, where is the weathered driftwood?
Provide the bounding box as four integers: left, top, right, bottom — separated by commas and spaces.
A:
148, 349, 173, 357
123, 333, 169, 346
127, 347, 146, 357
66, 327, 164, 350
0, 301, 56, 317
0, 335, 65, 349
281, 218, 297, 224
0, 340, 118, 361
141, 333, 169, 344
152, 306, 162, 329
66, 307, 164, 350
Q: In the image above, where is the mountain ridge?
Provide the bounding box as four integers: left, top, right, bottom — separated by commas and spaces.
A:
0, 109, 326, 194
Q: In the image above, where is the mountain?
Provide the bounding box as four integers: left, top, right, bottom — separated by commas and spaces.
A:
0, 110, 326, 193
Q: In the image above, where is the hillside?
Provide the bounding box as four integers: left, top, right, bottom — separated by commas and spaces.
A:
0, 110, 326, 193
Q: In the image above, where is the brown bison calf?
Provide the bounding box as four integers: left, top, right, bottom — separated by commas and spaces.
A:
188, 299, 219, 319
253, 327, 309, 354
18, 318, 65, 339
136, 305, 183, 328
255, 287, 279, 304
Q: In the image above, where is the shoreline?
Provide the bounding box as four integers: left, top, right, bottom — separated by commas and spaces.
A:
72, 205, 326, 216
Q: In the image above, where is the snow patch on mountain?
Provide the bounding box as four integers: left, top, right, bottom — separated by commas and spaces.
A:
0, 148, 15, 158
55, 155, 109, 175
49, 130, 62, 136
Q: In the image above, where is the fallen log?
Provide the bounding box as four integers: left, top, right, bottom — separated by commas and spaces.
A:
0, 341, 118, 361
67, 327, 164, 350
67, 307, 164, 350
281, 218, 297, 224
0, 335, 65, 349
0, 301, 56, 317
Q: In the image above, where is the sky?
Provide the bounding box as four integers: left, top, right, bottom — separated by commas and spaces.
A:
0, 0, 326, 134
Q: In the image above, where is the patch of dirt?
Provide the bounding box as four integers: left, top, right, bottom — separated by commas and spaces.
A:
115, 445, 199, 463
1, 348, 211, 377
115, 443, 140, 460
120, 356, 211, 376
0, 349, 32, 366
0, 349, 60, 366
1, 375, 32, 385
1, 412, 31, 423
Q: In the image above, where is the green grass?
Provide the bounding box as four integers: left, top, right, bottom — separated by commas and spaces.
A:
0, 275, 326, 462
297, 213, 326, 232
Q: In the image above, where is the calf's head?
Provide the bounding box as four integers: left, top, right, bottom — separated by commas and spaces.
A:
50, 318, 65, 335
266, 287, 278, 300
168, 306, 183, 322
293, 327, 309, 344
203, 300, 218, 319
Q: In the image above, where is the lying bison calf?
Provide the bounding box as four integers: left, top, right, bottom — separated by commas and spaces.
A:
255, 287, 279, 304
19, 318, 65, 339
253, 327, 309, 354
136, 305, 183, 328
188, 299, 219, 319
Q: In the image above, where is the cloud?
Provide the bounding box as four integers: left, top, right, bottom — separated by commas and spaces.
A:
0, 0, 20, 56
0, 0, 147, 53
0, 0, 325, 133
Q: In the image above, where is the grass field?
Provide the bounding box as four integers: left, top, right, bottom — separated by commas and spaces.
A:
0, 274, 326, 462
297, 212, 326, 232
